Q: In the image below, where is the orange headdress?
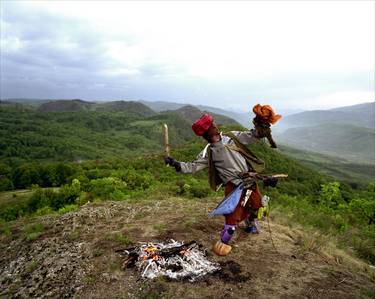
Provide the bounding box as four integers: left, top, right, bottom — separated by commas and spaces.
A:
252, 104, 282, 125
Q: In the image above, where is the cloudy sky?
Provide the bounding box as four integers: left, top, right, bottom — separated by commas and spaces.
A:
0, 1, 374, 112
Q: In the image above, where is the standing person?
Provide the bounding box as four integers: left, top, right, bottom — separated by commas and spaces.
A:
164, 105, 281, 256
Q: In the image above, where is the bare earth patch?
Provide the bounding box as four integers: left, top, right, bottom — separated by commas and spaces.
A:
1, 197, 374, 298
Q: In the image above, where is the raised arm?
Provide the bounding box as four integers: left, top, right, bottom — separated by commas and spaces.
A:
229, 129, 261, 145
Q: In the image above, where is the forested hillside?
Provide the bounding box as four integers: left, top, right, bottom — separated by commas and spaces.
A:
278, 124, 375, 164
0, 101, 194, 162
274, 102, 375, 165
280, 145, 375, 183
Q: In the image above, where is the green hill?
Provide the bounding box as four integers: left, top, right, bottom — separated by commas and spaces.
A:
278, 102, 375, 130
38, 99, 94, 112
0, 101, 242, 191
280, 145, 375, 183
0, 102, 194, 164
277, 124, 375, 163
94, 101, 156, 116
139, 100, 251, 127
163, 105, 242, 126
38, 99, 157, 117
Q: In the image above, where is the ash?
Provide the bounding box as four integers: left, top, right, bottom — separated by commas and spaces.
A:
118, 240, 220, 281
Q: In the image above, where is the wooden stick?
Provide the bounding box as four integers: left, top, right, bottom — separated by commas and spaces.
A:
162, 123, 170, 157
273, 174, 288, 178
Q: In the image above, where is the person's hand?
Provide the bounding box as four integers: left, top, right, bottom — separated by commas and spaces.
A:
164, 156, 181, 172
263, 176, 278, 187
253, 117, 272, 138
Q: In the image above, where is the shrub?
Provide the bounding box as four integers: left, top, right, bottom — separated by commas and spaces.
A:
348, 198, 375, 225
0, 204, 26, 222
26, 180, 82, 213
111, 168, 155, 190
189, 183, 211, 198
0, 175, 13, 191
89, 177, 128, 200
58, 204, 78, 214
27, 188, 57, 212
319, 182, 343, 209
34, 206, 54, 216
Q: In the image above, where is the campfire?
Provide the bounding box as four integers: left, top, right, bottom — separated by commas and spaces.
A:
117, 240, 220, 281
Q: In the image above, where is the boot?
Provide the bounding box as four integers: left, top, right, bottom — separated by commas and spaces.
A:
212, 240, 232, 256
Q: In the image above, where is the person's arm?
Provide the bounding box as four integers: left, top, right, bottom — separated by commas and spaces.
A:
164, 145, 209, 174
229, 129, 261, 145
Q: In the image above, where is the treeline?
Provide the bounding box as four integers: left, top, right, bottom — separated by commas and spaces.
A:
0, 103, 194, 166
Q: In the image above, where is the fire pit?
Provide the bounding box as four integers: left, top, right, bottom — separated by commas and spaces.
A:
117, 240, 220, 281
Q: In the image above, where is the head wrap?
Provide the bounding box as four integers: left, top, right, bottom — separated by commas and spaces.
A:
192, 113, 214, 136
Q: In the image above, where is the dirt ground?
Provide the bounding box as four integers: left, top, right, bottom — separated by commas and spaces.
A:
1, 197, 374, 298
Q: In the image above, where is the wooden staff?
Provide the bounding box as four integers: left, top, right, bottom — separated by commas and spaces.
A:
162, 123, 171, 157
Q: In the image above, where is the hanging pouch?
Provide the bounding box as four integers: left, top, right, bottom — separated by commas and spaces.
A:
208, 183, 244, 217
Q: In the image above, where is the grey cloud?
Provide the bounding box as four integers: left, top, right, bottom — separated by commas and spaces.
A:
1, 2, 138, 78
0, 1, 178, 102
1, 2, 373, 110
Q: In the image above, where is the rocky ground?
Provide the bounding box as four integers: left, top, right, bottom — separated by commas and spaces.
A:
1, 197, 374, 298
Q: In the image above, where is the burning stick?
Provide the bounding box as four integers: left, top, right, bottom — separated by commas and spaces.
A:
162, 123, 171, 157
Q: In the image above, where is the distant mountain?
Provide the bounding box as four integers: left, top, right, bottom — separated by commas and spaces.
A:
38, 100, 157, 117
280, 145, 375, 183
139, 100, 187, 112
331, 101, 375, 113
196, 105, 250, 127
94, 101, 156, 117
1, 98, 51, 105
277, 123, 375, 164
140, 100, 303, 128
273, 102, 375, 163
3, 98, 300, 128
140, 100, 253, 127
277, 102, 375, 131
163, 105, 241, 126
38, 99, 94, 112
36, 99, 238, 125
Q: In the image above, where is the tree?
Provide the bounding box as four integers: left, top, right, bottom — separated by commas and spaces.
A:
319, 182, 342, 209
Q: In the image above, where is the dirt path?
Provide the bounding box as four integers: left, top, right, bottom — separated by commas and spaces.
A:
1, 197, 374, 298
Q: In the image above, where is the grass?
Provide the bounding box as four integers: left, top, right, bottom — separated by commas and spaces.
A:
0, 189, 33, 209
183, 216, 200, 228
0, 222, 13, 239
58, 204, 78, 214
108, 260, 122, 273
93, 248, 104, 257
83, 275, 96, 285
296, 232, 329, 254
68, 229, 81, 241
134, 211, 149, 220
153, 223, 167, 234
270, 194, 375, 264
106, 232, 132, 246
24, 223, 45, 241
25, 260, 39, 273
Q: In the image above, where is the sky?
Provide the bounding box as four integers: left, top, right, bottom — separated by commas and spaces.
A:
0, 1, 374, 112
